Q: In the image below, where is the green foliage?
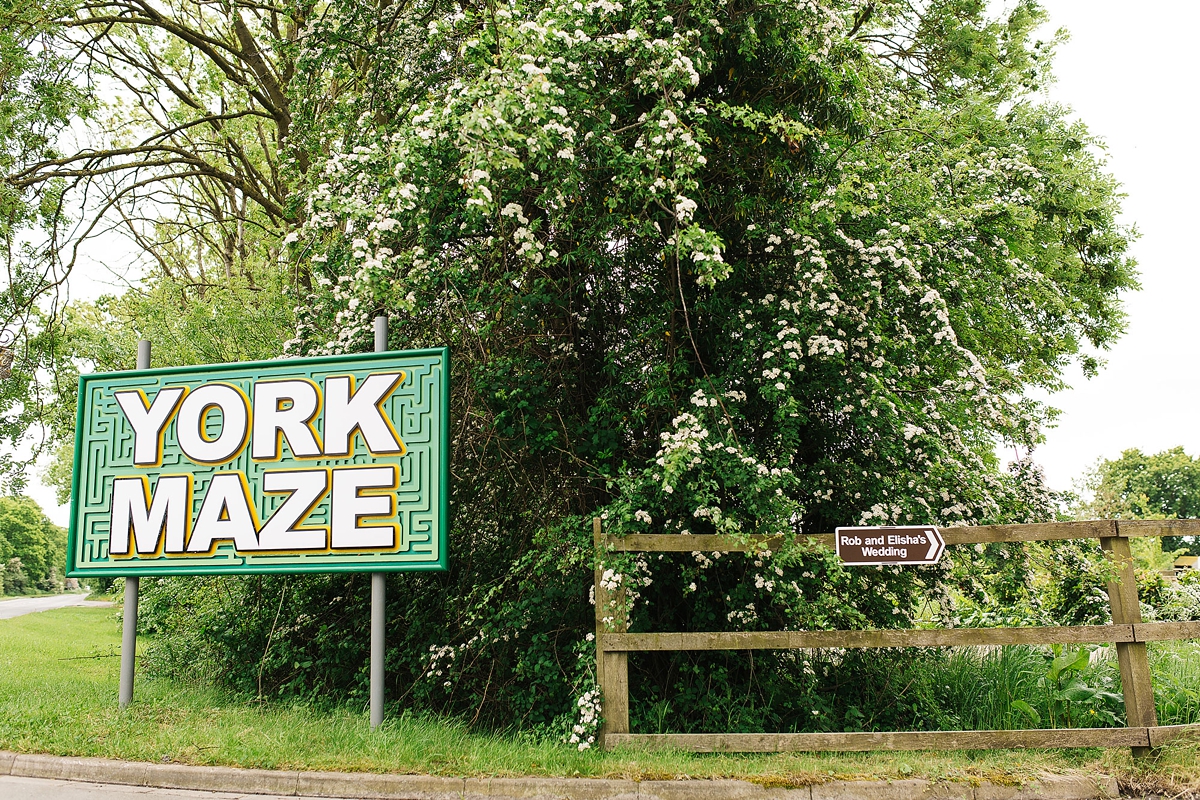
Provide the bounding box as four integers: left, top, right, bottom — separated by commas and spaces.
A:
3, 557, 26, 594
136, 516, 596, 731
124, 0, 1139, 735
1066, 446, 1200, 622
0, 495, 65, 594
1148, 574, 1200, 624
1035, 646, 1124, 729
0, 0, 92, 486
923, 644, 1124, 732
66, 279, 296, 373
3, 0, 307, 488
1153, 641, 1200, 726
1077, 447, 1200, 556
1039, 540, 1112, 626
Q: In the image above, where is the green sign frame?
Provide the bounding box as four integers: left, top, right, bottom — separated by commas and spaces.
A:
67, 349, 449, 577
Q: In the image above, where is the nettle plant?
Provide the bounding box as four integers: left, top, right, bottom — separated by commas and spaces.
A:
259, 0, 1138, 736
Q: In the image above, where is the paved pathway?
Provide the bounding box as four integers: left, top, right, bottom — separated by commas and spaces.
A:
0, 775, 304, 799
0, 594, 107, 620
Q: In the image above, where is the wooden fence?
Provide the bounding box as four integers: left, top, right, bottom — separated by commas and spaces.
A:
592, 518, 1200, 756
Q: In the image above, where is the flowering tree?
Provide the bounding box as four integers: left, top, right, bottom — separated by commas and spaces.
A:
137, 0, 1136, 739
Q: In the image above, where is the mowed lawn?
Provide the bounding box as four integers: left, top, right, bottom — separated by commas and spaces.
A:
1, 606, 1197, 790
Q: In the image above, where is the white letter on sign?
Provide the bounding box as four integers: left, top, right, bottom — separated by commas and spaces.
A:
252, 379, 322, 460
114, 387, 186, 466
322, 374, 404, 457
331, 466, 397, 549
188, 473, 260, 553
258, 469, 329, 550
109, 475, 190, 555
177, 384, 250, 464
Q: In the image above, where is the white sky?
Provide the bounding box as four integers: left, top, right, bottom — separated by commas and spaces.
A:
24, 1, 1200, 524
24, 230, 142, 526
1020, 0, 1200, 493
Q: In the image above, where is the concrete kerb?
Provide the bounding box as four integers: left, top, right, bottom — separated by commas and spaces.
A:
810, 779, 974, 800
0, 751, 1120, 800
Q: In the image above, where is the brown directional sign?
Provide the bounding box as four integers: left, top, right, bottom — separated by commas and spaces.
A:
835, 526, 945, 566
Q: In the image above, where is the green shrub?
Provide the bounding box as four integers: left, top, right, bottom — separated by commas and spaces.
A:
4, 557, 28, 595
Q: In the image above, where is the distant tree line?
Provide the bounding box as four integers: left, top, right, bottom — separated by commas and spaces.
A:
1077, 447, 1200, 557
0, 496, 67, 594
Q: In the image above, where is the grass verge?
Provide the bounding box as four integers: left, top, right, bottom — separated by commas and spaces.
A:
1, 606, 1197, 790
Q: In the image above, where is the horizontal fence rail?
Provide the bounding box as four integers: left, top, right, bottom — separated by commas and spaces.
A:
602, 622, 1200, 652
605, 725, 1200, 752
603, 519, 1200, 554
592, 519, 1200, 758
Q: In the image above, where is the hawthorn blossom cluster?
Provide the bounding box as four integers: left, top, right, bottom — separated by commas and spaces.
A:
566, 689, 601, 750
421, 622, 530, 693
595, 555, 652, 627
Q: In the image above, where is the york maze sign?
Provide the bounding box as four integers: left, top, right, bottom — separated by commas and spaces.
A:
67, 349, 449, 577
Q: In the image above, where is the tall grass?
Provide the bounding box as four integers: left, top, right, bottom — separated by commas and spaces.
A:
2, 607, 1198, 788
874, 641, 1200, 733
0, 606, 1115, 782
1150, 641, 1200, 726
922, 646, 1046, 731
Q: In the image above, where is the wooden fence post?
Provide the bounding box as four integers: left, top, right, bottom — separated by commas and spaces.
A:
1101, 527, 1158, 759
594, 517, 629, 749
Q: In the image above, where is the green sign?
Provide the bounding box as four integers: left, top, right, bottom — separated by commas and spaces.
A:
67, 349, 449, 577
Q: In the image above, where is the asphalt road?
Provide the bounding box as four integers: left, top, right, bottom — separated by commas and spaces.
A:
0, 776, 307, 799
0, 594, 107, 620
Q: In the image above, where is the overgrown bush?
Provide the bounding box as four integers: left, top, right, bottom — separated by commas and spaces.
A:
136, 0, 1135, 739
86, 576, 117, 595
1042, 542, 1112, 626
139, 518, 597, 731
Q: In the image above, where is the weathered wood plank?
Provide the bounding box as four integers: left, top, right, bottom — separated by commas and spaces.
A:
1147, 723, 1200, 748
602, 520, 1200, 553
1133, 621, 1200, 642
602, 649, 629, 736
1119, 519, 1200, 539
1102, 535, 1158, 759
602, 522, 1126, 554
939, 521, 1118, 544
605, 728, 1151, 752
594, 518, 630, 743
601, 625, 1135, 652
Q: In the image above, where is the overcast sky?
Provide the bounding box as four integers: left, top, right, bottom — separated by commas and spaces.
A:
1018, 1, 1200, 493
25, 1, 1200, 524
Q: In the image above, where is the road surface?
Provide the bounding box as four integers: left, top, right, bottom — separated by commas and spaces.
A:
0, 594, 108, 620
0, 776, 309, 799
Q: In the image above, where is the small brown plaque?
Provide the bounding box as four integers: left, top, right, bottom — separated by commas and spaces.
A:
835, 525, 945, 566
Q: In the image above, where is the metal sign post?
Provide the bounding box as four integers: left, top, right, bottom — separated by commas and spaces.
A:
119, 338, 151, 708
371, 315, 387, 730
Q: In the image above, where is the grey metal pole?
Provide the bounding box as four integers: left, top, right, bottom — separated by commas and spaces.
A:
370, 315, 387, 730
119, 339, 151, 708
